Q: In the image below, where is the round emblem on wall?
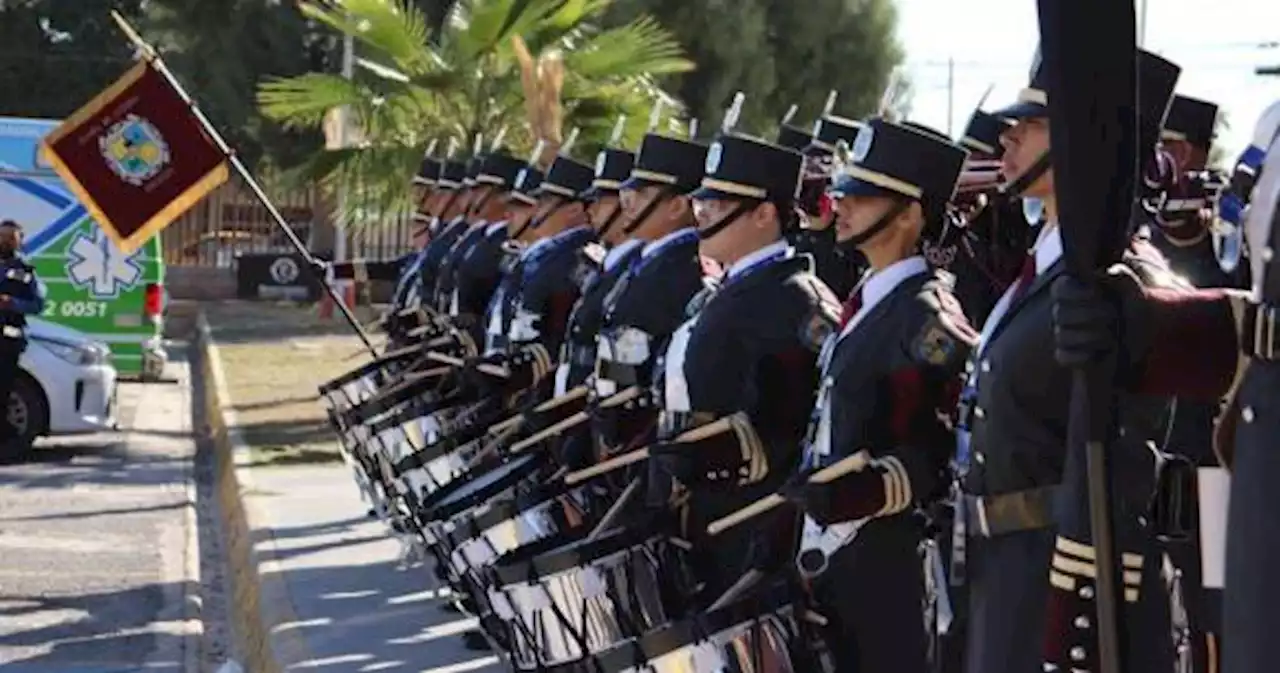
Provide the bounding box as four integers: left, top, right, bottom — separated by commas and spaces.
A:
270, 256, 300, 284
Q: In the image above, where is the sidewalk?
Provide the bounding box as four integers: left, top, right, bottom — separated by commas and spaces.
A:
242, 462, 505, 673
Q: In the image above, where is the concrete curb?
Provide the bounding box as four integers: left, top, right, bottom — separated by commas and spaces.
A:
195, 311, 313, 672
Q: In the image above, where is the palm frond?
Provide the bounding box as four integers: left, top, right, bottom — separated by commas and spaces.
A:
258, 73, 367, 129
299, 0, 435, 74
565, 16, 693, 80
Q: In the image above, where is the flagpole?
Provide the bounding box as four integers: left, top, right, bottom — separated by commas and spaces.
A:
109, 10, 377, 355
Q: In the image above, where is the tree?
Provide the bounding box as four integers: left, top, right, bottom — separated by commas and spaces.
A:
137, 0, 330, 170
257, 0, 692, 227
601, 0, 904, 134
0, 1, 144, 119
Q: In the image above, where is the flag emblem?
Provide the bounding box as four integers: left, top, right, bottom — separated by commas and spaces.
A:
100, 114, 171, 186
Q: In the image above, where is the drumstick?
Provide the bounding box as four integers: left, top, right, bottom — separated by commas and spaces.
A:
705, 569, 764, 613
705, 450, 872, 536
483, 385, 591, 437
507, 412, 589, 454
463, 423, 523, 470
426, 351, 508, 378
563, 415, 736, 486
586, 478, 640, 541
595, 385, 641, 408
502, 386, 637, 453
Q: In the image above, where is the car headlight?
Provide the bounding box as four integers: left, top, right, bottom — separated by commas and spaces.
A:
32, 337, 108, 366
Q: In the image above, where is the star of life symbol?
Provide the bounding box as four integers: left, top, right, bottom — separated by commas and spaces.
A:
99, 114, 171, 186
67, 227, 144, 299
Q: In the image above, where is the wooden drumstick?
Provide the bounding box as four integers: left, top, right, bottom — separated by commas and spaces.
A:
705, 450, 871, 536
705, 569, 764, 613
507, 412, 589, 454
482, 386, 588, 436
426, 351, 508, 378
563, 415, 735, 486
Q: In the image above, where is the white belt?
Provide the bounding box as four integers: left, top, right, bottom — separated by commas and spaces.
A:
1, 325, 22, 338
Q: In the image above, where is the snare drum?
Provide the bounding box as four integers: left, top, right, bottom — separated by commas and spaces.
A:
582, 585, 827, 673
487, 518, 694, 669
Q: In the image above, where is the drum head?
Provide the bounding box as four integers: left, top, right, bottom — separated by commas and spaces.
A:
423, 453, 543, 523
492, 515, 666, 587
590, 583, 799, 673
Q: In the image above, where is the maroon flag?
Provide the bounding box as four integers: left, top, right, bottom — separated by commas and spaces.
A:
40, 60, 229, 253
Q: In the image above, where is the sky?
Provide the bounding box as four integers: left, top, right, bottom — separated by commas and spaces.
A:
895, 0, 1280, 158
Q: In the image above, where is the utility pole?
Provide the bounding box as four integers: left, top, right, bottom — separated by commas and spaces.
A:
946, 57, 955, 135
1137, 0, 1148, 47
332, 30, 354, 307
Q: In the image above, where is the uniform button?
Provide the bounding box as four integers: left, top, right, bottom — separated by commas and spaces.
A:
1078, 585, 1094, 600
824, 377, 833, 387
1264, 247, 1275, 263
974, 452, 985, 464
1074, 615, 1090, 629
980, 359, 991, 373
965, 361, 974, 374
705, 472, 717, 481
1070, 646, 1086, 662
1243, 406, 1256, 423
973, 407, 985, 419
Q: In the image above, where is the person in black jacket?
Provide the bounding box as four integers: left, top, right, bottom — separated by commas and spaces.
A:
0, 220, 46, 447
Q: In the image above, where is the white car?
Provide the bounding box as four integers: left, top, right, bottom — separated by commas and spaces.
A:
9, 317, 118, 448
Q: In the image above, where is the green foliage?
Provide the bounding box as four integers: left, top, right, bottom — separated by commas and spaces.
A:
0, 1, 144, 119
257, 0, 692, 229
602, 0, 903, 135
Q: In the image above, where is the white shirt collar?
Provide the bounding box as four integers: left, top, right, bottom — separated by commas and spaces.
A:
725, 240, 791, 281
522, 225, 591, 260
1033, 223, 1063, 275
837, 255, 928, 340
642, 227, 697, 258
860, 255, 929, 307
486, 220, 507, 234
604, 239, 643, 271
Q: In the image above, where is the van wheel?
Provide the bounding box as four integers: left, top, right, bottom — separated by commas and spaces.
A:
3, 374, 49, 458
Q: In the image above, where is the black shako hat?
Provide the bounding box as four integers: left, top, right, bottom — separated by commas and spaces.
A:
463, 153, 486, 186
959, 109, 1014, 158
829, 118, 967, 209
437, 159, 468, 190
620, 133, 709, 193
474, 151, 527, 191
582, 148, 636, 200
691, 132, 804, 205
535, 155, 595, 200
995, 45, 1181, 134
414, 156, 442, 186
1162, 94, 1218, 151
507, 165, 545, 206
777, 125, 815, 152
807, 114, 865, 156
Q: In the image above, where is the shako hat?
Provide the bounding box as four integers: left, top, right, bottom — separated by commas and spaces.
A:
1162, 94, 1218, 151
691, 132, 804, 206
620, 133, 709, 193
582, 148, 636, 200
829, 118, 967, 210
958, 109, 1014, 158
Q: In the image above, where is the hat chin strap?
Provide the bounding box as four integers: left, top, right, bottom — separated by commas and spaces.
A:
593, 198, 626, 239
1000, 151, 1052, 199
621, 187, 674, 236
838, 199, 911, 254
695, 200, 760, 243
511, 195, 567, 241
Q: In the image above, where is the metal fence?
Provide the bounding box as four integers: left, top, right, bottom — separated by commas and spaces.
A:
162, 177, 417, 267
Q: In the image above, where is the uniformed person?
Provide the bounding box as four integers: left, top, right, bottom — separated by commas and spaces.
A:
956, 47, 1194, 673
645, 129, 840, 606
1146, 92, 1232, 673
787, 118, 974, 673
584, 130, 712, 470
940, 108, 1031, 326
0, 220, 46, 449
409, 156, 471, 323
793, 114, 868, 297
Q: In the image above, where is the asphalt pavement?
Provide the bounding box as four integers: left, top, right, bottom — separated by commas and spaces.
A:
0, 357, 200, 673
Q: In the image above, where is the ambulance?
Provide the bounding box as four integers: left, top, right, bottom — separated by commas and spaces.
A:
0, 116, 167, 379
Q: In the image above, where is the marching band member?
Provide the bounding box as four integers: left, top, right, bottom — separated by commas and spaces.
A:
790, 117, 975, 673
791, 113, 869, 298
646, 125, 840, 605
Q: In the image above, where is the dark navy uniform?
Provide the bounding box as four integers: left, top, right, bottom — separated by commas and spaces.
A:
795, 118, 973, 673
959, 50, 1183, 673
647, 133, 839, 605
0, 244, 45, 443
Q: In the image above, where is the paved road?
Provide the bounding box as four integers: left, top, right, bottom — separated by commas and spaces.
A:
0, 358, 199, 672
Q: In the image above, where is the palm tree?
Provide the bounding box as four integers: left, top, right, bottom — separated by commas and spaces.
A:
257, 0, 692, 227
